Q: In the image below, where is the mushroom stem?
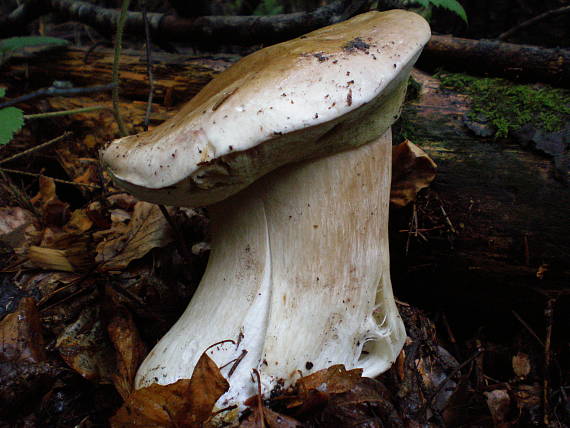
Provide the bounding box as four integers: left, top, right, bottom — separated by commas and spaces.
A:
135, 128, 405, 407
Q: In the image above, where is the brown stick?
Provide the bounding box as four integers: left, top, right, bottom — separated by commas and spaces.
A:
543, 298, 555, 426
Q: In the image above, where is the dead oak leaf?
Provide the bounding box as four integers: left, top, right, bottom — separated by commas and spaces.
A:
240, 407, 303, 428
391, 140, 437, 208
296, 365, 363, 395
30, 176, 70, 227
285, 365, 363, 417
111, 352, 229, 428
106, 297, 147, 401
96, 202, 173, 272
0, 297, 46, 363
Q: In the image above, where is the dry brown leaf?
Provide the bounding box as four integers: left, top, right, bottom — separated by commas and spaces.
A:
391, 140, 437, 208
63, 209, 94, 234
484, 389, 512, 427
0, 297, 46, 363
0, 207, 38, 249
30, 176, 70, 227
262, 407, 303, 428
296, 365, 363, 395
55, 306, 115, 381
96, 202, 173, 272
111, 352, 229, 428
73, 163, 100, 188
306, 378, 402, 427
106, 294, 148, 400
28, 231, 93, 272
512, 352, 531, 378
282, 365, 363, 417
86, 201, 111, 229
240, 407, 303, 428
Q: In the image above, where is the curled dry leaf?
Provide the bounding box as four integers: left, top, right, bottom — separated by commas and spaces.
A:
55, 306, 115, 382
28, 235, 93, 272
484, 389, 511, 427
30, 176, 70, 227
96, 202, 173, 272
279, 365, 364, 418
512, 352, 531, 378
111, 352, 229, 428
106, 292, 147, 401
240, 407, 303, 428
28, 209, 96, 272
391, 140, 437, 208
0, 297, 46, 363
0, 207, 38, 249
297, 365, 363, 395
306, 378, 402, 428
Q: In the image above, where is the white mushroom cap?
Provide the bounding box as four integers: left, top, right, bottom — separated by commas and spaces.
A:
102, 10, 430, 207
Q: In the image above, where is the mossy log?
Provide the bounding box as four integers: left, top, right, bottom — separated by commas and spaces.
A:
390, 70, 569, 338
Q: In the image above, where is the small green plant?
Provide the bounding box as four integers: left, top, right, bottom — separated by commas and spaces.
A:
413, 0, 468, 23
437, 72, 570, 138
254, 0, 283, 15
0, 36, 69, 145
0, 88, 24, 146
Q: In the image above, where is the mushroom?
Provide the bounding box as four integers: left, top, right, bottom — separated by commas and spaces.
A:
102, 10, 430, 410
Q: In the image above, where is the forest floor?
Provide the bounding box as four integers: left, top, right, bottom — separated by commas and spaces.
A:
0, 40, 568, 427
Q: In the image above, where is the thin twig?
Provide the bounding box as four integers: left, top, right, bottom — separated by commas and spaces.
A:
426, 349, 484, 411
512, 310, 545, 348
204, 339, 236, 354
405, 203, 417, 256
0, 132, 71, 165
523, 233, 530, 265
24, 106, 113, 120
440, 205, 456, 234
543, 298, 555, 426
141, 0, 154, 131
158, 205, 193, 262
211, 405, 238, 417
252, 368, 265, 428
0, 167, 101, 189
399, 225, 445, 233
499, 5, 570, 40
228, 350, 248, 378
111, 0, 131, 137
0, 83, 115, 109
511, 311, 545, 348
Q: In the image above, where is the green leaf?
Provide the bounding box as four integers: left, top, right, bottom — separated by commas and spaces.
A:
0, 36, 69, 54
0, 107, 24, 145
413, 0, 430, 7
0, 87, 5, 98
429, 0, 468, 23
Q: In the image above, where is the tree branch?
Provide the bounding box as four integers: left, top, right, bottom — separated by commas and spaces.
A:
1, 0, 359, 46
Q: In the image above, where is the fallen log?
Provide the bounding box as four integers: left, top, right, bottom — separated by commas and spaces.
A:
421, 35, 570, 87
390, 70, 570, 337
0, 47, 237, 107
2, 1, 569, 85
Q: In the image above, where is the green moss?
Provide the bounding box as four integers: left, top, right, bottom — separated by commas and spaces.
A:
435, 72, 570, 138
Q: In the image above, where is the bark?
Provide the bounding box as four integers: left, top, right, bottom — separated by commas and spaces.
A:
390, 70, 569, 332
420, 35, 570, 87
0, 47, 237, 106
